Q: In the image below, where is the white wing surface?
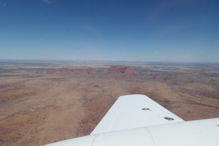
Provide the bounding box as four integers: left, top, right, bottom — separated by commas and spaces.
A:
91, 94, 184, 135
92, 118, 219, 146
45, 94, 219, 146
46, 118, 219, 146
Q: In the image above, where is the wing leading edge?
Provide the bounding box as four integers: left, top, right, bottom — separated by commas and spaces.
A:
91, 94, 184, 135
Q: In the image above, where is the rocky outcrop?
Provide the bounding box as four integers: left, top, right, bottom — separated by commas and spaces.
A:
40, 66, 137, 79
97, 69, 105, 72
59, 67, 70, 74
86, 67, 95, 75
47, 69, 57, 74
108, 65, 138, 77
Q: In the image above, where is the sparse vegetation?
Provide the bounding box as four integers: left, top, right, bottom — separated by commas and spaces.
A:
0, 62, 218, 145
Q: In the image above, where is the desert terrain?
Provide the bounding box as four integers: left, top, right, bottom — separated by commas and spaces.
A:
0, 61, 218, 146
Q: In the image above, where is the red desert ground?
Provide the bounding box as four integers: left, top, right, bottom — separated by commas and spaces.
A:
0, 62, 218, 145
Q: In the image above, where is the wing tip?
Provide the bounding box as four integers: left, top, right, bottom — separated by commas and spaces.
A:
119, 94, 148, 98
118, 94, 150, 100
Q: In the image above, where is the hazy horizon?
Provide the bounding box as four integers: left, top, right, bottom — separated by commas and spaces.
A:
1, 59, 219, 65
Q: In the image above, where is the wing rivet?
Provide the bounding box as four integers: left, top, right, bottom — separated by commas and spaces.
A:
142, 108, 151, 111
164, 117, 174, 121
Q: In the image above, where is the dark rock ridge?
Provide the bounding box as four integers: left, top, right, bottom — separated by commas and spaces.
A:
87, 67, 95, 75
42, 66, 138, 78
107, 66, 138, 75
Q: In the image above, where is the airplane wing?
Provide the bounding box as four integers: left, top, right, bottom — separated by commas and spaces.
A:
46, 118, 219, 146
91, 118, 219, 146
45, 94, 219, 146
91, 94, 184, 134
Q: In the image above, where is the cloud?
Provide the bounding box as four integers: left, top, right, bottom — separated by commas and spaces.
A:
42, 0, 54, 4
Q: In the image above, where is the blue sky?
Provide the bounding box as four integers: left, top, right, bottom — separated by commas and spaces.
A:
0, 0, 219, 62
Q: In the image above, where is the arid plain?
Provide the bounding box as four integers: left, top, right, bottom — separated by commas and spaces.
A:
0, 61, 219, 146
